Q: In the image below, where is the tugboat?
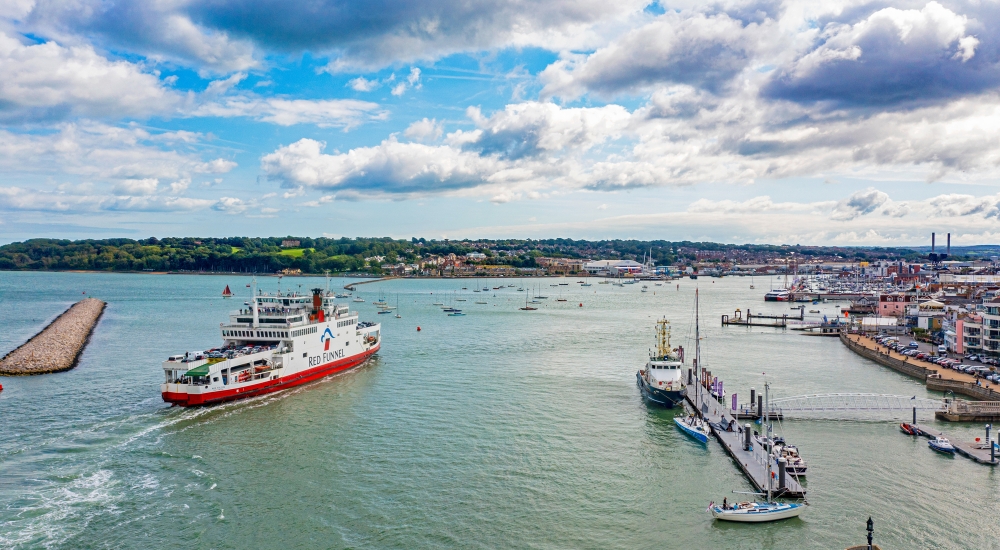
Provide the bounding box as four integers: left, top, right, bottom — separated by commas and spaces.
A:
636, 318, 686, 408
160, 279, 381, 406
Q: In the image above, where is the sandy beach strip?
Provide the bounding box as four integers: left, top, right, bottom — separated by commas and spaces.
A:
0, 298, 107, 375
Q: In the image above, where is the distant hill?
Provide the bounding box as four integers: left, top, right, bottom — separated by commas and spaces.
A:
0, 236, 932, 273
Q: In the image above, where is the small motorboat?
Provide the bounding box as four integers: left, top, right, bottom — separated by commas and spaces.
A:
928, 436, 956, 454
674, 415, 710, 443
899, 423, 918, 435
448, 312, 466, 316
709, 501, 805, 523
353, 297, 364, 302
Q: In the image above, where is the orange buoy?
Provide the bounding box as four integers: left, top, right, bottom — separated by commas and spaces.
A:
417, 326, 421, 331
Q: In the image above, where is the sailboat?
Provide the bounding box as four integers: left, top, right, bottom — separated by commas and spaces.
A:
708, 382, 805, 522
520, 289, 537, 310
674, 289, 710, 443
395, 294, 401, 318
222, 285, 234, 298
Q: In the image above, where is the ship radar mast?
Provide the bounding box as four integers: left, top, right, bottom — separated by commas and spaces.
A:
655, 318, 671, 360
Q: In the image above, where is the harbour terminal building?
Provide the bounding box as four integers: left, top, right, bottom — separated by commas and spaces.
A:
583, 260, 644, 276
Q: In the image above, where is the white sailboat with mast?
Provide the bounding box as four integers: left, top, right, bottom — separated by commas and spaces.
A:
708, 381, 806, 522
674, 289, 710, 442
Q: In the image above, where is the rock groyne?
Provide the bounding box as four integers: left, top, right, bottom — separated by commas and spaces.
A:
0, 298, 106, 375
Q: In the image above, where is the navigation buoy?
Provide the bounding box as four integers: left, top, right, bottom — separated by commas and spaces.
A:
579, 303, 583, 307
82, 291, 86, 294
417, 326, 421, 332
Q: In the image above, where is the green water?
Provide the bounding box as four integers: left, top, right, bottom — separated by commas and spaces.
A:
1, 272, 998, 549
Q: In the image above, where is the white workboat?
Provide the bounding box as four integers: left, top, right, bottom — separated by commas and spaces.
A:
709, 501, 805, 522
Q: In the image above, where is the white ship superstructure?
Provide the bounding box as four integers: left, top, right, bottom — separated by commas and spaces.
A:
161, 282, 380, 406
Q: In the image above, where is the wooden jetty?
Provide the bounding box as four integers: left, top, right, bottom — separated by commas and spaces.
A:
721, 307, 803, 328
911, 424, 998, 465
685, 383, 806, 499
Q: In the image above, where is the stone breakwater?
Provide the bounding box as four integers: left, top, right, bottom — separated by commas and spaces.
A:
0, 298, 106, 375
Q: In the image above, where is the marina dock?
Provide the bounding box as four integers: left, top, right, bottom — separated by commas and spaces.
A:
721, 307, 803, 328
685, 383, 806, 499
910, 424, 998, 465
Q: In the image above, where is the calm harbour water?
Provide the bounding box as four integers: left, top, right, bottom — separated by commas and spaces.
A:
1, 272, 998, 549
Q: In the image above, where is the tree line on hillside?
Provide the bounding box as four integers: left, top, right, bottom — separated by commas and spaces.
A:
0, 237, 925, 273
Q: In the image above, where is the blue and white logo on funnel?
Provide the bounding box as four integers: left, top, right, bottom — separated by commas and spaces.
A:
321, 327, 335, 350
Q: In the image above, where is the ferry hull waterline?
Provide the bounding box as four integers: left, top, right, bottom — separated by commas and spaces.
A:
161, 282, 381, 407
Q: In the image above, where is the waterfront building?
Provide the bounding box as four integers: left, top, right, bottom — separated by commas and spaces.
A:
584, 259, 643, 276
981, 297, 1000, 357
536, 257, 586, 275
950, 315, 983, 355
878, 293, 914, 317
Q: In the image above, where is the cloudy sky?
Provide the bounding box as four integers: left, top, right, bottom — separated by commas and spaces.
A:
2, 0, 1000, 245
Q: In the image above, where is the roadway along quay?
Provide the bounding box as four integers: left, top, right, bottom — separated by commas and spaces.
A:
0, 298, 106, 375
841, 332, 1000, 402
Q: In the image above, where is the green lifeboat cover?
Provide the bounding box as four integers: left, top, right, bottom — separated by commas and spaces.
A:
184, 364, 211, 377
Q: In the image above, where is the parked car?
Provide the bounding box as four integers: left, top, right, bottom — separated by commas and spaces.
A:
908, 342, 919, 348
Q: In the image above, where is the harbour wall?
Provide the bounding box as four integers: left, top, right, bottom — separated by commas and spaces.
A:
0, 298, 106, 375
839, 332, 933, 380
926, 377, 1000, 401
343, 276, 397, 290
840, 332, 998, 402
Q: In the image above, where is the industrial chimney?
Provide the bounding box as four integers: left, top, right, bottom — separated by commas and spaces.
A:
931, 232, 936, 252
947, 233, 951, 257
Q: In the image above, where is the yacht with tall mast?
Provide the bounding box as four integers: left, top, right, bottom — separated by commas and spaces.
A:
674, 289, 710, 442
